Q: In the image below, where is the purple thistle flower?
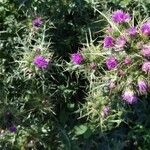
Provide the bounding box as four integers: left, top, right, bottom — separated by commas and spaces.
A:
115, 36, 126, 49
106, 56, 118, 70
32, 17, 43, 27
101, 106, 110, 117
122, 90, 138, 104
71, 53, 84, 65
138, 80, 148, 94
142, 61, 150, 73
112, 10, 131, 24
141, 45, 150, 57
128, 26, 137, 36
103, 36, 114, 48
141, 21, 150, 36
141, 21, 150, 35
9, 125, 17, 133
124, 56, 132, 65
33, 55, 49, 69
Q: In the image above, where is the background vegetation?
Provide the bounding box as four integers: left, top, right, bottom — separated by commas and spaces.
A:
0, 0, 150, 149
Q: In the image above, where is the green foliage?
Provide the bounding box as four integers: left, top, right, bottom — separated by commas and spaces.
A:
1, 0, 150, 149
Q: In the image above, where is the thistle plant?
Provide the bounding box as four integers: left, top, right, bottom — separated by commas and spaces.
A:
68, 9, 150, 131
2, 0, 150, 149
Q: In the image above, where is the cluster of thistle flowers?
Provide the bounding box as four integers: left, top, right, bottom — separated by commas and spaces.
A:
71, 10, 150, 110
32, 17, 50, 69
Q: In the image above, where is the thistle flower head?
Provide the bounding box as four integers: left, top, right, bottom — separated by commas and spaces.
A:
33, 55, 49, 69
106, 56, 118, 70
124, 56, 132, 65
101, 106, 110, 117
112, 10, 131, 23
115, 36, 126, 49
122, 90, 138, 104
142, 61, 150, 73
71, 53, 84, 65
128, 26, 137, 36
32, 17, 43, 27
103, 36, 114, 48
138, 79, 148, 94
141, 44, 150, 57
141, 21, 150, 36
